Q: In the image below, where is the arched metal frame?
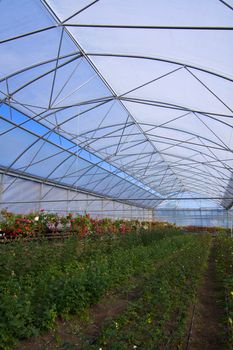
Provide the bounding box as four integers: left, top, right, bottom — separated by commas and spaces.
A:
0, 0, 232, 211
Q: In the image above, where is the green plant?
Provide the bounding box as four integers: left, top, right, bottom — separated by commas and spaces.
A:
0, 228, 187, 349
84, 235, 211, 350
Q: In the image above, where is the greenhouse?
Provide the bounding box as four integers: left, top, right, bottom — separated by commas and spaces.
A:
0, 0, 233, 349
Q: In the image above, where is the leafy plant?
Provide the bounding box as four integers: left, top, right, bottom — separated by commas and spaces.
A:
0, 228, 183, 349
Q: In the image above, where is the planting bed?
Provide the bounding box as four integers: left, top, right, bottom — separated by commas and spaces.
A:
0, 209, 168, 240
0, 227, 180, 349
82, 235, 211, 350
1, 222, 232, 350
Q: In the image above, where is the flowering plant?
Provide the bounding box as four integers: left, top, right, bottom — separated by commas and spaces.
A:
0, 209, 182, 241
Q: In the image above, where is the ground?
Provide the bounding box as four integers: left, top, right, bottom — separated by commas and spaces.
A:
17, 238, 228, 350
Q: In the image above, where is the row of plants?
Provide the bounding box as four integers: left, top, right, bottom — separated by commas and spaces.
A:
0, 209, 174, 240
215, 236, 233, 347
1, 209, 229, 241
0, 229, 183, 349
82, 235, 211, 350
183, 225, 230, 234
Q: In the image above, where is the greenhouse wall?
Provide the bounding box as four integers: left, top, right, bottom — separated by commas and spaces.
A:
0, 173, 153, 221
154, 208, 233, 228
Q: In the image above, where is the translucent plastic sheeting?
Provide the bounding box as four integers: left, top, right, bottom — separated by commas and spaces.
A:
154, 208, 233, 228
0, 0, 233, 210
0, 114, 161, 209
0, 174, 153, 220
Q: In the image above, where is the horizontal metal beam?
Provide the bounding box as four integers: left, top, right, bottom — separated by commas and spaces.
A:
1, 198, 231, 204
65, 24, 233, 30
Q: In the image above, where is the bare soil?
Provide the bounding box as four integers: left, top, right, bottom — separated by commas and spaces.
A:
187, 240, 227, 350
16, 280, 141, 350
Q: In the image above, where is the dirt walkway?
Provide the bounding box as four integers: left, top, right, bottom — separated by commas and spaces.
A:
187, 239, 226, 350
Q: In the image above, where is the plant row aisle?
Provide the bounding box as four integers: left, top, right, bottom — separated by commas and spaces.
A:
215, 236, 233, 349
1, 233, 211, 350
184, 238, 227, 350
0, 228, 181, 349
81, 235, 211, 350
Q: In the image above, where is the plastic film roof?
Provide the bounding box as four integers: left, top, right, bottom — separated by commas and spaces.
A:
0, 0, 233, 209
